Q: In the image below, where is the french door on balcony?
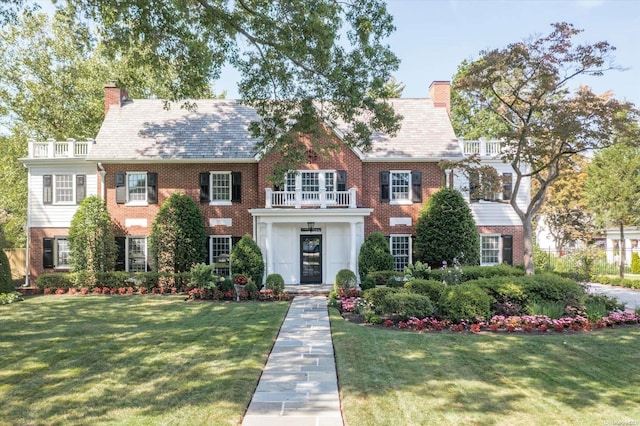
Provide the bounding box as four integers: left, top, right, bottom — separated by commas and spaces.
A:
300, 235, 322, 284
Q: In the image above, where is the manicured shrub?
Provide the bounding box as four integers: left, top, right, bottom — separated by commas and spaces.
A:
518, 273, 585, 304
265, 273, 285, 294
0, 249, 12, 294
335, 269, 357, 291
376, 292, 435, 321
461, 264, 524, 281
357, 232, 393, 280
632, 252, 640, 274
37, 273, 75, 291
414, 188, 480, 268
438, 283, 492, 323
367, 270, 405, 287
362, 287, 401, 312
359, 275, 376, 291
404, 279, 445, 304
68, 196, 117, 275
149, 193, 207, 274
230, 235, 265, 288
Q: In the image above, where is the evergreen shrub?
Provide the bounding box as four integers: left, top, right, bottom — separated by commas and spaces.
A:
438, 283, 492, 323
0, 249, 12, 293
404, 279, 445, 304
357, 232, 393, 280
230, 235, 265, 287
377, 292, 435, 320
335, 269, 357, 291
265, 273, 285, 294
362, 287, 401, 313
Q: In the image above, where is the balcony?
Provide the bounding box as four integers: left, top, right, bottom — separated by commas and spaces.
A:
265, 188, 357, 209
460, 138, 503, 157
28, 139, 93, 159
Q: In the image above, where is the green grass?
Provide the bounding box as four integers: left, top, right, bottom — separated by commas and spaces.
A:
331, 308, 640, 426
0, 295, 289, 426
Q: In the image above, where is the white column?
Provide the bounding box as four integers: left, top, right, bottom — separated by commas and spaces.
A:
266, 222, 273, 275
349, 222, 357, 274
265, 188, 272, 208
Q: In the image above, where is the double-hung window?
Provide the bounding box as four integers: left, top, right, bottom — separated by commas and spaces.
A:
390, 235, 411, 272
114, 236, 148, 272
480, 235, 500, 265
43, 174, 86, 205
199, 171, 241, 205
115, 172, 158, 205
42, 237, 70, 269
380, 171, 422, 204
210, 236, 233, 276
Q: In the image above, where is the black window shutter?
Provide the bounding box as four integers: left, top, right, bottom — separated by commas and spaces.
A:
206, 236, 211, 264
232, 237, 241, 248
199, 172, 210, 203
380, 171, 390, 202
147, 172, 158, 204
337, 170, 347, 192
43, 175, 53, 205
469, 170, 480, 203
76, 175, 86, 204
502, 235, 513, 265
43, 238, 54, 268
115, 237, 126, 271
231, 172, 241, 202
115, 173, 126, 204
502, 173, 513, 201
411, 171, 422, 203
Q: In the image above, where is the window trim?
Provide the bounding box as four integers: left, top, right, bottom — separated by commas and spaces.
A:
209, 235, 233, 276
43, 173, 86, 206
125, 171, 149, 206
126, 236, 148, 272
209, 171, 233, 205
390, 234, 412, 272
389, 170, 412, 205
480, 234, 502, 266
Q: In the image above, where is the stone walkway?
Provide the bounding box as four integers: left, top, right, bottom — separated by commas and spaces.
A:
242, 295, 343, 426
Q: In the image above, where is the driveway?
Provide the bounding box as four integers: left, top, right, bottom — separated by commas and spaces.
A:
586, 283, 640, 312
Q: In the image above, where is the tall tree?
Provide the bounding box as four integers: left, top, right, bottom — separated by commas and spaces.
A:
453, 22, 639, 274
585, 142, 640, 278
0, 134, 27, 247
537, 156, 595, 252
64, 0, 402, 178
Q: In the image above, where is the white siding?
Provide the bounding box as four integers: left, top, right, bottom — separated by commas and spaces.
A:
29, 164, 98, 228
325, 223, 351, 283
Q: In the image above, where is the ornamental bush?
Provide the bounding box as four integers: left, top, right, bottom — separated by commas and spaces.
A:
265, 273, 285, 294
149, 193, 207, 274
335, 269, 357, 291
438, 283, 492, 323
404, 279, 445, 304
362, 286, 401, 313
230, 235, 264, 287
357, 232, 393, 280
0, 248, 12, 294
190, 263, 220, 289
376, 292, 435, 321
367, 270, 404, 287
632, 252, 640, 274
414, 188, 480, 268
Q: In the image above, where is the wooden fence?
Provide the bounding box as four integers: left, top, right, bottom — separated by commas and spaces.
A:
4, 249, 26, 279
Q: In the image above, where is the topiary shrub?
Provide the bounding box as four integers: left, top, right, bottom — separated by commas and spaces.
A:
230, 235, 265, 288
335, 269, 357, 291
376, 292, 435, 321
632, 252, 640, 274
0, 249, 12, 294
362, 287, 401, 313
404, 279, 445, 304
358, 232, 393, 280
149, 193, 207, 275
414, 188, 480, 268
265, 273, 285, 294
438, 283, 492, 323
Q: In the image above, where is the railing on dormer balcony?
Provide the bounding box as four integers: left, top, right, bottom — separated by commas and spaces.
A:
28, 138, 93, 159
460, 138, 503, 157
265, 188, 357, 209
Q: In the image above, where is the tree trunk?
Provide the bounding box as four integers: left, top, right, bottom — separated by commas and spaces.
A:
619, 222, 626, 279
523, 216, 535, 275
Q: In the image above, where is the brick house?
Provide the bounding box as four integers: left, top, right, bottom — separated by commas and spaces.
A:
21, 81, 527, 285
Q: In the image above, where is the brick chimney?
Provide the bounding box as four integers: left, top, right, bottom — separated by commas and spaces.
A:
104, 82, 128, 116
429, 81, 451, 115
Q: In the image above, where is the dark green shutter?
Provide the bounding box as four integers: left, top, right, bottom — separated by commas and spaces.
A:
115, 173, 126, 204
200, 173, 210, 203
43, 175, 53, 205
380, 171, 390, 202
411, 171, 422, 203
76, 175, 86, 204
231, 172, 241, 202
115, 237, 126, 271
43, 238, 54, 268
147, 172, 158, 204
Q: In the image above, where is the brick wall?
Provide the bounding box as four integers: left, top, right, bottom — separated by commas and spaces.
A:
478, 225, 525, 265
28, 227, 70, 279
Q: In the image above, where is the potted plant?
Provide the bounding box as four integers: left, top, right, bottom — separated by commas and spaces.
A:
233, 274, 250, 301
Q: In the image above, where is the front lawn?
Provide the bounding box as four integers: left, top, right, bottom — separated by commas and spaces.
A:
331, 309, 640, 425
0, 296, 289, 425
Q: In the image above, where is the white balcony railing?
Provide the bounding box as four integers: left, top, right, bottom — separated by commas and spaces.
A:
460, 138, 502, 157
265, 188, 357, 209
28, 139, 93, 159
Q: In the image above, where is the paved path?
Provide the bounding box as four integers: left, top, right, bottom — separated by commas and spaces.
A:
242, 295, 343, 426
586, 283, 640, 312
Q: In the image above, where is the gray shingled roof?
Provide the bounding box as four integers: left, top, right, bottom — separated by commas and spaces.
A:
90, 98, 461, 162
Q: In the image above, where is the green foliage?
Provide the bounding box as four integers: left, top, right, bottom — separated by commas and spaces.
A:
404, 279, 445, 304
0, 136, 27, 248
591, 275, 640, 290
414, 188, 480, 268
366, 270, 404, 287
525, 301, 566, 319
518, 274, 585, 304
190, 263, 220, 290
230, 235, 264, 287
335, 269, 358, 291
37, 273, 75, 290
358, 232, 393, 280
403, 261, 431, 280
362, 287, 401, 313
68, 196, 117, 274
438, 283, 492, 323
461, 264, 524, 281
376, 292, 435, 321
631, 253, 640, 274
0, 248, 13, 293
265, 273, 285, 294
149, 193, 207, 274
359, 275, 375, 291
0, 292, 23, 304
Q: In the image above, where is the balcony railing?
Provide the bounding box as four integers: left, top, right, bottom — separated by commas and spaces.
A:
265, 188, 357, 208
28, 139, 93, 159
460, 138, 502, 157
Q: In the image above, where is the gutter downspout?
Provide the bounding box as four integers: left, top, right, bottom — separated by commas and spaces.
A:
97, 163, 106, 200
